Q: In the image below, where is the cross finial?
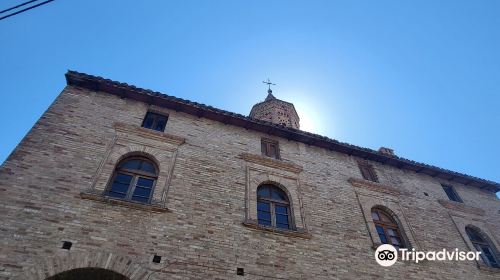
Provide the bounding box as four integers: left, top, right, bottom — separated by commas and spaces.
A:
262, 78, 276, 94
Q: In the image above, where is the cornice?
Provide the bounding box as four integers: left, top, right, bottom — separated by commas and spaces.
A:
114, 122, 185, 146
438, 199, 486, 216
348, 177, 401, 196
238, 153, 303, 173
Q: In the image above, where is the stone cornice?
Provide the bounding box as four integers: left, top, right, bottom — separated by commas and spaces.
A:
114, 122, 185, 146
348, 177, 401, 196
438, 199, 485, 216
238, 153, 303, 173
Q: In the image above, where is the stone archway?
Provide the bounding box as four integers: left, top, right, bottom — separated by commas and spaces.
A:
45, 267, 129, 280
16, 251, 151, 280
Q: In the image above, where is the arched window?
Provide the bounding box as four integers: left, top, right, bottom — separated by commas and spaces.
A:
46, 268, 129, 280
371, 208, 404, 249
257, 184, 291, 229
465, 226, 500, 268
106, 157, 157, 204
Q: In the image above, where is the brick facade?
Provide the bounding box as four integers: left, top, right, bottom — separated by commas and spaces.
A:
0, 72, 499, 279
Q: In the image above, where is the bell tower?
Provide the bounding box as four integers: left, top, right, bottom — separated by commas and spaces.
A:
249, 79, 300, 129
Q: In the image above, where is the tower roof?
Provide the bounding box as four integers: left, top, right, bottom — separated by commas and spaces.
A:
265, 91, 276, 101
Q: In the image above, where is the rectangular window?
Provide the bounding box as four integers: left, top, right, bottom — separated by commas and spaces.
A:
442, 184, 463, 203
358, 162, 378, 182
142, 112, 168, 132
261, 138, 280, 159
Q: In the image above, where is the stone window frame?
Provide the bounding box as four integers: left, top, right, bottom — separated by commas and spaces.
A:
261, 138, 280, 160
371, 207, 406, 248
104, 155, 159, 204
239, 155, 310, 238
81, 122, 184, 212
141, 111, 169, 132
356, 193, 418, 250
357, 161, 379, 183
441, 184, 463, 203
256, 182, 294, 230
450, 215, 500, 272
82, 150, 170, 212
465, 226, 500, 268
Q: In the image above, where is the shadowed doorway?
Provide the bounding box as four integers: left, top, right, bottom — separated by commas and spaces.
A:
45, 267, 129, 280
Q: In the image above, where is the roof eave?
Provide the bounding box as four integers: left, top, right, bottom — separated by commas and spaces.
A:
64, 70, 500, 193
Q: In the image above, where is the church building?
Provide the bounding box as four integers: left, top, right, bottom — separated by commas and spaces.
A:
0, 71, 499, 279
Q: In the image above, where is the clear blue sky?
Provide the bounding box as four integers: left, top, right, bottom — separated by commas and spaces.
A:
1, 1, 499, 197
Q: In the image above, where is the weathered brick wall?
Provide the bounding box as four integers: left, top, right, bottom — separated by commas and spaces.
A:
0, 86, 499, 280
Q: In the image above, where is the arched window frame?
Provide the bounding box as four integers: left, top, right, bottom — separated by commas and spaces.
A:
105, 156, 158, 204
465, 226, 500, 268
256, 184, 293, 230
371, 207, 406, 249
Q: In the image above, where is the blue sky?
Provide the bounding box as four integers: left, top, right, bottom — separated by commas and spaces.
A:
1, 1, 499, 197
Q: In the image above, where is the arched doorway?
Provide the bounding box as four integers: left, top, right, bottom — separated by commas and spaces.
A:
45, 267, 129, 280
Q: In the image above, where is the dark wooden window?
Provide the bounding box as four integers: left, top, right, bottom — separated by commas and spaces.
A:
106, 157, 157, 204
142, 112, 168, 132
257, 184, 291, 229
261, 138, 280, 159
466, 226, 500, 268
442, 184, 463, 203
372, 208, 404, 249
358, 162, 378, 182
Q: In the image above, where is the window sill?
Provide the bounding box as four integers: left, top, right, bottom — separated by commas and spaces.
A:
238, 153, 303, 173
114, 122, 185, 146
437, 199, 485, 216
80, 192, 170, 213
348, 177, 401, 196
478, 263, 500, 273
242, 220, 311, 239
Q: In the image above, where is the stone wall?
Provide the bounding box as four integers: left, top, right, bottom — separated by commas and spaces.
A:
0, 86, 499, 279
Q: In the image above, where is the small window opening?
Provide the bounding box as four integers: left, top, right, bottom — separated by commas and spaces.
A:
261, 138, 280, 159
442, 184, 463, 203
142, 112, 168, 132
62, 241, 72, 250
358, 162, 378, 182
152, 255, 162, 263
236, 268, 244, 276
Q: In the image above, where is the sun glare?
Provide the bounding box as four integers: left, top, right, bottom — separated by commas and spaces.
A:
293, 99, 324, 135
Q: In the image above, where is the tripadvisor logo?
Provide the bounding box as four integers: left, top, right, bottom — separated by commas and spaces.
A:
374, 244, 482, 267
375, 244, 398, 267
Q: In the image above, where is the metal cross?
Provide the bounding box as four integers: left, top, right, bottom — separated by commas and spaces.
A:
262, 78, 276, 93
